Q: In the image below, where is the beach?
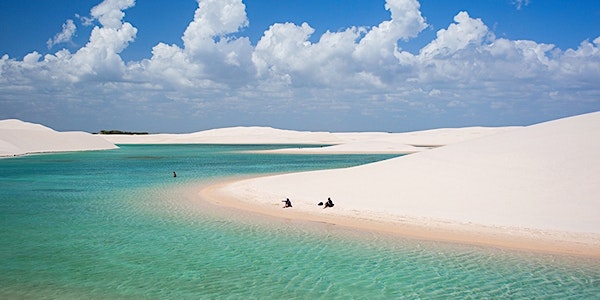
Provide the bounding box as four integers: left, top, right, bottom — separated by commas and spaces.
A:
206, 112, 600, 256
2, 113, 599, 257
203, 178, 600, 257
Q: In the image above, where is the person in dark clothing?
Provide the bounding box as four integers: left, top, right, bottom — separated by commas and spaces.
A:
323, 197, 334, 209
282, 198, 292, 208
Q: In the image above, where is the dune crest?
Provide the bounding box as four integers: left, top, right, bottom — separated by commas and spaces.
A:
0, 119, 117, 157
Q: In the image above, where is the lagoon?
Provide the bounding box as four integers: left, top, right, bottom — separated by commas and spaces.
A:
1, 145, 598, 298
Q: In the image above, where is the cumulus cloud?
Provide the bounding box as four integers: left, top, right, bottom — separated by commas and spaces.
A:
90, 0, 135, 29
0, 0, 139, 126
124, 0, 255, 95
0, 0, 599, 132
354, 0, 427, 63
43, 0, 137, 81
183, 0, 249, 47
47, 19, 77, 49
253, 0, 427, 87
419, 12, 490, 59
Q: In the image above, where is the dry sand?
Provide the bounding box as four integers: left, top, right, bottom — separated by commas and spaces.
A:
0, 119, 117, 157
101, 125, 516, 154
209, 112, 600, 257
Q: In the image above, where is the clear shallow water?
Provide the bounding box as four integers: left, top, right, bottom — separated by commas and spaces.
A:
1, 145, 598, 299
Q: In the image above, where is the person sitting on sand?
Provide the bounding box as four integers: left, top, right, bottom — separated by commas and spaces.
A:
282, 198, 292, 208
323, 197, 334, 209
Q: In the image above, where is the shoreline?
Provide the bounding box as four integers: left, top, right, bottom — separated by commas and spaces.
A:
4, 113, 599, 258
200, 177, 600, 259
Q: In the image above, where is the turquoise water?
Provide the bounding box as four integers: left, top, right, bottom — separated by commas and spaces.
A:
1, 145, 598, 299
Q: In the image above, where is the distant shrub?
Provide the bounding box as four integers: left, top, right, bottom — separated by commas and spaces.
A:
97, 130, 149, 135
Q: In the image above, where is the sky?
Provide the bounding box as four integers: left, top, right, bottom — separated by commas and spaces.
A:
0, 0, 599, 133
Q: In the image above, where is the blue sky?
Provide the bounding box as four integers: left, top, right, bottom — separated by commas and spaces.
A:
0, 0, 599, 133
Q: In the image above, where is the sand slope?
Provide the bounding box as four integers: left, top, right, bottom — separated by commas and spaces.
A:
100, 126, 344, 144
102, 125, 516, 154
222, 112, 600, 236
0, 119, 117, 157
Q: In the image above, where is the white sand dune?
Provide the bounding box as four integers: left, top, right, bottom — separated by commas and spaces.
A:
101, 126, 344, 144
1, 118, 512, 157
0, 119, 117, 157
102, 125, 515, 154
215, 112, 600, 254
254, 127, 518, 154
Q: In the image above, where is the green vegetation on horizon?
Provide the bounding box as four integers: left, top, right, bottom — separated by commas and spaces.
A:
96, 130, 149, 135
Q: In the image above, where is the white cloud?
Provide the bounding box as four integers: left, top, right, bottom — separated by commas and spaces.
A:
0, 0, 599, 132
90, 0, 135, 29
419, 12, 490, 59
253, 0, 427, 87
183, 0, 249, 48
253, 22, 318, 78
0, 0, 138, 92
447, 100, 466, 108
513, 0, 531, 10
354, 0, 427, 68
76, 13, 95, 27
385, 0, 428, 39
133, 0, 254, 90
47, 19, 77, 49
